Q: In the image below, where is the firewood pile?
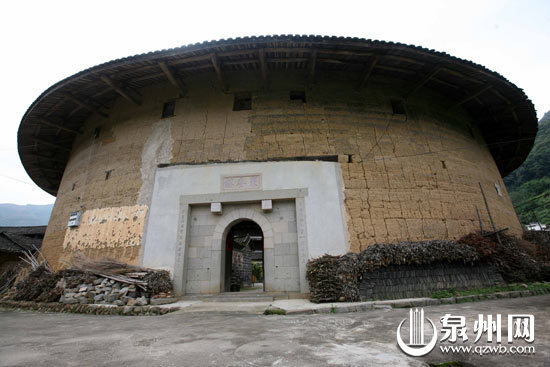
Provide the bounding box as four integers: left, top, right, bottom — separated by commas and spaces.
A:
1, 253, 174, 306
458, 232, 544, 282
307, 240, 479, 303
306, 255, 342, 303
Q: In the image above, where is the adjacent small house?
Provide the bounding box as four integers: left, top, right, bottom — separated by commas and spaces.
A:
0, 226, 46, 272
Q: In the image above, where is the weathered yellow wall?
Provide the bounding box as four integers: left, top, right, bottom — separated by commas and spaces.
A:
40, 72, 522, 268
60, 205, 147, 266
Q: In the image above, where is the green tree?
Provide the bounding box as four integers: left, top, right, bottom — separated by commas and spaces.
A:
504, 111, 550, 225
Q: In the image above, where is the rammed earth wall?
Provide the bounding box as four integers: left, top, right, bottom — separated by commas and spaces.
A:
359, 262, 504, 300
40, 72, 522, 269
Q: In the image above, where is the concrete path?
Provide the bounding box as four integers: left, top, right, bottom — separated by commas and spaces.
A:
1, 295, 548, 366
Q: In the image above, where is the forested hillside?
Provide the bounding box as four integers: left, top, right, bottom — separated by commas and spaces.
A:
504, 111, 550, 226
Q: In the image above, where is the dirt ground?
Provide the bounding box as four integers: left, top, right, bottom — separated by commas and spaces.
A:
0, 295, 548, 367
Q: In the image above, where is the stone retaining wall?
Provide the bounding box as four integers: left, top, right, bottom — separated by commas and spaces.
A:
360, 262, 504, 300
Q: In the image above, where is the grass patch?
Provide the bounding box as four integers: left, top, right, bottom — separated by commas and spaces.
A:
431, 283, 550, 299
264, 308, 286, 315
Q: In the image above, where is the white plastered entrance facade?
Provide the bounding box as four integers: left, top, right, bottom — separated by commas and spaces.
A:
141, 161, 349, 295
185, 202, 300, 294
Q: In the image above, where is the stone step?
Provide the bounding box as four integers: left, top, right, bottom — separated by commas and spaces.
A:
182, 292, 305, 302
201, 295, 275, 302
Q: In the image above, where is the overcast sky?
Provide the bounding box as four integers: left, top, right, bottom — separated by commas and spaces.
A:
0, 0, 548, 205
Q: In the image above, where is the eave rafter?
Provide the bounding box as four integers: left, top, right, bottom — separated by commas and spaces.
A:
258, 49, 267, 82
63, 93, 108, 118
360, 55, 379, 87
33, 117, 81, 135
32, 137, 71, 151
210, 53, 226, 91
309, 50, 317, 83
100, 76, 141, 106
22, 153, 67, 163
403, 64, 444, 99
158, 61, 186, 96
450, 84, 493, 110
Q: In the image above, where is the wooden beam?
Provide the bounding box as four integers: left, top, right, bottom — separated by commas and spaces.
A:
258, 49, 267, 81
450, 85, 492, 109
32, 137, 71, 151
22, 153, 67, 163
35, 117, 81, 134
27, 165, 62, 174
100, 76, 141, 106
376, 65, 416, 74
360, 56, 379, 87
309, 50, 318, 81
383, 55, 425, 66
158, 62, 186, 95
44, 96, 68, 118
129, 72, 165, 83
440, 67, 484, 85
403, 65, 443, 99
210, 53, 226, 90
63, 93, 108, 118
431, 77, 460, 89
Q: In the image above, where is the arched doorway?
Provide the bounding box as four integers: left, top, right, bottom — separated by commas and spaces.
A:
224, 220, 264, 293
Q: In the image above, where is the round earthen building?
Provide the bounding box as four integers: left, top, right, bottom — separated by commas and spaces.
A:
18, 36, 538, 294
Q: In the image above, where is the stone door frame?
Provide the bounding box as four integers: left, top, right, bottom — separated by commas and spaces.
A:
173, 188, 309, 295
213, 210, 272, 293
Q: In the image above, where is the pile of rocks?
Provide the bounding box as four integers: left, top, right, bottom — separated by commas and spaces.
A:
60, 277, 153, 306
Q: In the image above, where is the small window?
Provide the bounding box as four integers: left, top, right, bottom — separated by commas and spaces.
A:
233, 93, 252, 111
161, 101, 176, 118
290, 90, 306, 103
105, 170, 113, 180
94, 127, 101, 139
71, 183, 76, 191
441, 160, 447, 169
391, 100, 405, 115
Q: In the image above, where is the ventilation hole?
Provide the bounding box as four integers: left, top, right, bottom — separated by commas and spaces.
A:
290, 90, 306, 103
105, 170, 112, 180
94, 127, 101, 139
391, 100, 405, 115
441, 160, 447, 169
233, 92, 252, 111
161, 101, 176, 118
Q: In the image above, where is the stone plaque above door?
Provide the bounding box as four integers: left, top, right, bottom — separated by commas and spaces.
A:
221, 174, 262, 192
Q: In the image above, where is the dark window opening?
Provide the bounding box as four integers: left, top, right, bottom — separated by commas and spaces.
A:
94, 127, 101, 139
105, 170, 112, 180
290, 90, 306, 103
441, 160, 447, 169
391, 100, 405, 115
233, 93, 252, 111
161, 101, 176, 118
72, 183, 76, 191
